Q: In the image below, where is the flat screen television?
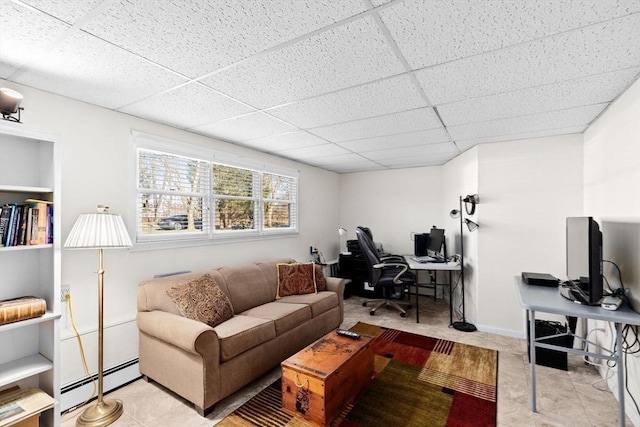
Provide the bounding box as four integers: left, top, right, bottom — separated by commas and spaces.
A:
565, 216, 603, 305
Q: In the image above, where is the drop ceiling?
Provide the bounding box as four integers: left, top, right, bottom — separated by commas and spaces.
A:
1, 0, 639, 173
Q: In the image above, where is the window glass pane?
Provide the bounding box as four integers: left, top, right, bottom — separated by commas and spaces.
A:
263, 173, 293, 200
214, 199, 255, 230
139, 193, 206, 235
213, 164, 254, 197
263, 203, 291, 229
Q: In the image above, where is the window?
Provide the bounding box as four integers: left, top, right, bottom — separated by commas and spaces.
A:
133, 131, 298, 245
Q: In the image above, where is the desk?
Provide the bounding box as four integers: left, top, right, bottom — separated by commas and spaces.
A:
515, 278, 640, 426
404, 256, 461, 324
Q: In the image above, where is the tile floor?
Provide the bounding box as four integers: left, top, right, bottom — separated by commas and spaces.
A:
61, 295, 632, 426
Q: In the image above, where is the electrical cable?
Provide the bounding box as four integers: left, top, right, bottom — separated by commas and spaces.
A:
60, 293, 97, 420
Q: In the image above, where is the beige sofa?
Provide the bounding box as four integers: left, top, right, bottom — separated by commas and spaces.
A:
136, 258, 345, 415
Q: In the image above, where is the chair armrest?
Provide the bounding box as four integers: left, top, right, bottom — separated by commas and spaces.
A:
372, 263, 410, 284
379, 255, 405, 263
137, 311, 219, 356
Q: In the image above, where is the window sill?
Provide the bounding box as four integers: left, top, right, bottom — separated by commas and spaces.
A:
129, 230, 299, 252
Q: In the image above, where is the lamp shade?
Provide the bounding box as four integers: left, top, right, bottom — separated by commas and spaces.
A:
0, 87, 23, 114
338, 227, 348, 236
64, 209, 132, 249
464, 219, 479, 232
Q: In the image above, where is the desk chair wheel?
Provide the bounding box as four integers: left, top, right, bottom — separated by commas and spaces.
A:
400, 312, 406, 318
370, 310, 375, 315
362, 302, 368, 307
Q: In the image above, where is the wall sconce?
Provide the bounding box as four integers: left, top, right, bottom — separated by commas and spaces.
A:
450, 195, 479, 332
0, 87, 24, 123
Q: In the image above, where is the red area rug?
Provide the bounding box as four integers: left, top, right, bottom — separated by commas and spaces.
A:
218, 322, 498, 426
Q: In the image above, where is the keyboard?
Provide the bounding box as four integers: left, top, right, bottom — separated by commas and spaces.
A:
411, 256, 436, 263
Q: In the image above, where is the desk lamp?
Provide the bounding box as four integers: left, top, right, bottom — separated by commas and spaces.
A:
64, 205, 132, 426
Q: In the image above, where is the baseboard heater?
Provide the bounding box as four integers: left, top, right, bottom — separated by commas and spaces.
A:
60, 358, 141, 412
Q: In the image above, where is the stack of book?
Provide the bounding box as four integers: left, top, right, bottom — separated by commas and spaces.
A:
0, 386, 56, 427
0, 200, 52, 247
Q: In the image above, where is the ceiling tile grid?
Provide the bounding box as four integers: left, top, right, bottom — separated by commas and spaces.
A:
265, 74, 428, 129
1, 0, 639, 173
308, 108, 442, 142
80, 0, 368, 79
200, 15, 406, 109
120, 82, 255, 130
14, 30, 188, 109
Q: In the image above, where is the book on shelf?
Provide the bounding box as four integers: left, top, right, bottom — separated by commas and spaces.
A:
0, 386, 56, 427
0, 296, 46, 326
0, 200, 53, 247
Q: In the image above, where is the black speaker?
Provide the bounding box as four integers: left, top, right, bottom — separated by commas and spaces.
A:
414, 233, 429, 256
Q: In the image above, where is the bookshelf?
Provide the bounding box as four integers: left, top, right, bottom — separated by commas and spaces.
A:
0, 121, 61, 427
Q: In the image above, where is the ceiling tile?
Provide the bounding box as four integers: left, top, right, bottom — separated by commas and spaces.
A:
14, 31, 188, 109
438, 67, 640, 126
0, 0, 70, 77
120, 82, 255, 129
447, 104, 605, 141
309, 107, 440, 142
362, 141, 458, 161
454, 126, 586, 152
267, 75, 427, 129
378, 153, 455, 168
21, 0, 104, 24
380, 0, 640, 69
82, 0, 367, 78
238, 131, 329, 152
191, 112, 297, 141
304, 154, 385, 173
417, 14, 640, 104
337, 128, 450, 152
202, 15, 406, 109
274, 143, 351, 159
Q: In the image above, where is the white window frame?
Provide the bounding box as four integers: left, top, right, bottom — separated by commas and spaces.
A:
130, 131, 298, 250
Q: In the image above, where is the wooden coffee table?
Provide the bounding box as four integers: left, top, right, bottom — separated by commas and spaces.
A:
281, 330, 373, 426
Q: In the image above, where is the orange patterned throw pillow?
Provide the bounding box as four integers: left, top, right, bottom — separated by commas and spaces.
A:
166, 273, 234, 327
276, 262, 317, 298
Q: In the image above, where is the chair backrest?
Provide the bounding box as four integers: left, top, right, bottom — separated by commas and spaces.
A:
356, 226, 382, 285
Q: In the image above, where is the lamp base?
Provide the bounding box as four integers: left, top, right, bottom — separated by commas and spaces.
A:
452, 321, 477, 332
76, 398, 123, 427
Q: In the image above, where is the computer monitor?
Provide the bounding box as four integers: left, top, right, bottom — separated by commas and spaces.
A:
426, 227, 445, 257
414, 233, 429, 256
566, 216, 603, 305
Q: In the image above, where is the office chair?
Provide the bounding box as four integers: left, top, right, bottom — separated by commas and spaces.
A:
356, 227, 414, 317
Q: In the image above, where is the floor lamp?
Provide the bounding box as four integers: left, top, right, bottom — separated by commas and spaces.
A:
450, 195, 479, 333
64, 206, 132, 427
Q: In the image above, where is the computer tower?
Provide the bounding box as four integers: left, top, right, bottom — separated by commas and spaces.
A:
527, 320, 573, 370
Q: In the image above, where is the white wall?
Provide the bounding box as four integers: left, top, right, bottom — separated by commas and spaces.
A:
583, 77, 640, 426
1, 80, 341, 390
475, 134, 584, 335
339, 167, 444, 255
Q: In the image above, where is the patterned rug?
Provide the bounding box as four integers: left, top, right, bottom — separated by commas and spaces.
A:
217, 322, 498, 427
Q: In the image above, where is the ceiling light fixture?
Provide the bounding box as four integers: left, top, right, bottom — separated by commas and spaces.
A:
0, 87, 24, 123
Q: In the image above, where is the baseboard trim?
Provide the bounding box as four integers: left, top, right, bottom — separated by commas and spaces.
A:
60, 358, 141, 412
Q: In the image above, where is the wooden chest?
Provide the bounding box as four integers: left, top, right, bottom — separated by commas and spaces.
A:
281, 331, 373, 426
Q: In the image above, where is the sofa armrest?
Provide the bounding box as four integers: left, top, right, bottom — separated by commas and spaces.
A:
137, 311, 219, 357
325, 276, 345, 296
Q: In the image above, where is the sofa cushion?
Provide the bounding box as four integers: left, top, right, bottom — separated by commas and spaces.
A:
166, 273, 234, 327
240, 302, 311, 336
217, 264, 273, 314
277, 292, 339, 318
276, 262, 317, 298
213, 315, 276, 362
